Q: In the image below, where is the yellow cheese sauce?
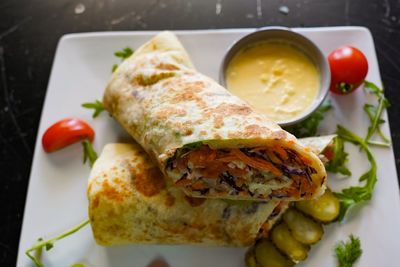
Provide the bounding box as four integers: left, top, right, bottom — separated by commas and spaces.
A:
226, 42, 320, 122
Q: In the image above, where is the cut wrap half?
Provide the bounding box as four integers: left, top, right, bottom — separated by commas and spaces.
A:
88, 143, 281, 246
103, 31, 327, 201
87, 136, 335, 246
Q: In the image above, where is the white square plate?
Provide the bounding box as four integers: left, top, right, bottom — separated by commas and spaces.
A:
17, 27, 400, 267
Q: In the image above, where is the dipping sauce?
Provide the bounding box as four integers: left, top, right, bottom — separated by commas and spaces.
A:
226, 42, 320, 122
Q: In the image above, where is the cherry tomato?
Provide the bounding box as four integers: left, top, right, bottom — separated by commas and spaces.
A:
328, 46, 368, 95
42, 118, 95, 153
323, 146, 334, 161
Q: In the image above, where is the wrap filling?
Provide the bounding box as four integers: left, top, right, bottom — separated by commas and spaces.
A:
166, 144, 319, 200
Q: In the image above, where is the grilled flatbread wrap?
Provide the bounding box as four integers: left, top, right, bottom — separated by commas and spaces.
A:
88, 143, 281, 246
103, 31, 327, 201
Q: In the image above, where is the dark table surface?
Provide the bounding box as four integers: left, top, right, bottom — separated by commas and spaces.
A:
1, 0, 400, 265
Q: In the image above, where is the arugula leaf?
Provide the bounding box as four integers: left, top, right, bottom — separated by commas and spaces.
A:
111, 64, 118, 73
82, 100, 105, 118
363, 81, 390, 146
334, 125, 377, 221
335, 234, 362, 267
284, 100, 332, 138
82, 140, 98, 168
114, 47, 134, 59
26, 141, 98, 266
112, 47, 134, 72
25, 220, 90, 267
325, 137, 351, 176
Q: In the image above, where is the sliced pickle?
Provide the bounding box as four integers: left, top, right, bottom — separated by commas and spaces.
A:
283, 208, 324, 245
254, 239, 294, 267
271, 222, 310, 262
245, 247, 258, 267
295, 189, 340, 223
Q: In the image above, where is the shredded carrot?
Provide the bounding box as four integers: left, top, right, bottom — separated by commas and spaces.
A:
206, 149, 217, 161
287, 140, 295, 146
201, 161, 227, 178
274, 145, 289, 160
191, 180, 207, 190
232, 149, 282, 176
266, 151, 282, 164
188, 146, 216, 166
252, 158, 283, 177
175, 178, 192, 187
300, 155, 312, 165
216, 156, 239, 162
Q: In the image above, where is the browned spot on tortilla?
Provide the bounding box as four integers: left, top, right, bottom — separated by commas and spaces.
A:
206, 103, 252, 117
132, 72, 175, 86
270, 130, 288, 140
228, 131, 241, 138
170, 121, 194, 136
134, 167, 166, 197
184, 196, 206, 207
213, 133, 222, 139
171, 91, 206, 108
165, 193, 175, 207
169, 80, 207, 108
213, 115, 224, 128
91, 194, 100, 209
111, 177, 132, 196
155, 107, 187, 120
156, 62, 179, 71
200, 130, 207, 136
236, 223, 256, 246
244, 124, 271, 137
183, 128, 193, 136
209, 220, 226, 241
100, 180, 129, 202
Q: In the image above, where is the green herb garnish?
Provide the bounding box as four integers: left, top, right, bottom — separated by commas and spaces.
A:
334, 125, 377, 221
82, 140, 98, 168
335, 234, 362, 267
285, 100, 332, 138
112, 47, 134, 72
363, 81, 390, 146
111, 64, 118, 73
114, 47, 134, 59
81, 100, 105, 118
25, 220, 90, 267
325, 137, 351, 176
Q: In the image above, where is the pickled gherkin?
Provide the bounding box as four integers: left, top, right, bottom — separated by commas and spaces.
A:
295, 189, 340, 223
245, 247, 258, 267
283, 208, 324, 245
271, 222, 310, 262
254, 239, 294, 267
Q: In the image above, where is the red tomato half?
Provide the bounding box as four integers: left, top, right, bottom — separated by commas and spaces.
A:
42, 118, 95, 153
328, 46, 368, 95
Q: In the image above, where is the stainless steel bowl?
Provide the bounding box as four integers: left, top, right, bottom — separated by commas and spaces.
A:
220, 27, 330, 127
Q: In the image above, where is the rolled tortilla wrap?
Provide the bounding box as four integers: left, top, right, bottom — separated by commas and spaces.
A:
88, 143, 281, 246
103, 31, 327, 201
